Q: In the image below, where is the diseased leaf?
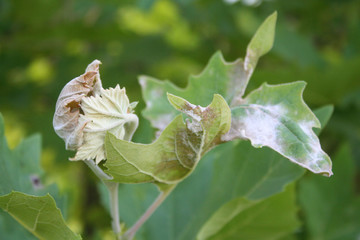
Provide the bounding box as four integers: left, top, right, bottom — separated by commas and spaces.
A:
140, 52, 245, 132
0, 192, 81, 240
139, 12, 332, 176
197, 184, 299, 240
104, 94, 231, 184
53, 60, 102, 151
299, 144, 360, 239
223, 82, 332, 176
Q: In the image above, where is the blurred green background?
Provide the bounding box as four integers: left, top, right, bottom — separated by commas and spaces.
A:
1, 0, 359, 239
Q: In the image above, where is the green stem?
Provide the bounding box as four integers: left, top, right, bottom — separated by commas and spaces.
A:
84, 160, 121, 239
106, 182, 121, 239
123, 184, 176, 240
84, 160, 112, 181
123, 114, 139, 141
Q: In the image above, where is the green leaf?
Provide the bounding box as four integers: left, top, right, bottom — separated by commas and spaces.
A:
197, 184, 299, 240
245, 11, 277, 74
224, 82, 332, 176
139, 13, 332, 176
312, 105, 333, 135
0, 113, 79, 239
299, 144, 360, 239
0, 115, 42, 195
0, 113, 60, 197
104, 94, 231, 184
0, 191, 81, 240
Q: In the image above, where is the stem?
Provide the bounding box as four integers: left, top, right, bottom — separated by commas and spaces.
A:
84, 160, 111, 181
123, 114, 139, 141
123, 184, 176, 240
106, 182, 121, 239
84, 160, 121, 239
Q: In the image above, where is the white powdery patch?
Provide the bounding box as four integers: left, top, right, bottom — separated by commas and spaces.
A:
222, 104, 285, 150
240, 106, 282, 150
182, 102, 202, 122
186, 119, 202, 134
184, 110, 202, 122
297, 120, 329, 167
222, 103, 332, 175
298, 120, 319, 141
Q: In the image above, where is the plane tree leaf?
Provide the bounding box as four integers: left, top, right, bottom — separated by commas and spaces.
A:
139, 12, 332, 176
299, 144, 360, 239
0, 191, 81, 240
0, 117, 47, 196
0, 113, 80, 239
223, 82, 332, 176
197, 184, 299, 240
104, 94, 231, 184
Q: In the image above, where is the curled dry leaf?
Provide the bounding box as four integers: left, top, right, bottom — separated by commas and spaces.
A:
53, 60, 102, 150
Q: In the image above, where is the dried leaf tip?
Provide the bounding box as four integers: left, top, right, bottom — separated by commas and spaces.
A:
53, 60, 139, 164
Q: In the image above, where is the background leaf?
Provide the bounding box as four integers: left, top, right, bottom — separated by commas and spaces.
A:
197, 184, 299, 240
299, 144, 360, 239
0, 113, 78, 239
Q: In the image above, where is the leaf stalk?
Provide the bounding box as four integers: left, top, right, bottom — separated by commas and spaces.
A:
123, 184, 177, 240
84, 160, 122, 239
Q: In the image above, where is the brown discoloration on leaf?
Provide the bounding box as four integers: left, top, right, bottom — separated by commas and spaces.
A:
105, 94, 231, 184
53, 60, 102, 150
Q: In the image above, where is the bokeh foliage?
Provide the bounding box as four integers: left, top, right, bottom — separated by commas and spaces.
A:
1, 0, 359, 239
